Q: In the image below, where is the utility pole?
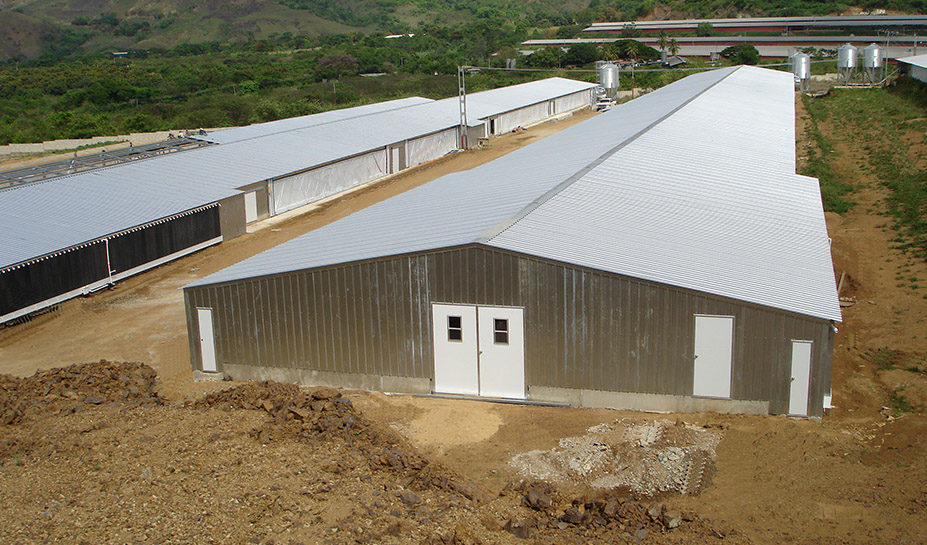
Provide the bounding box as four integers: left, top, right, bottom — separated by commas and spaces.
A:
458, 66, 468, 150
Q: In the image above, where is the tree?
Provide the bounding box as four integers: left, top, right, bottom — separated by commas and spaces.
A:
601, 41, 622, 61
316, 54, 359, 79
624, 39, 641, 60
657, 30, 668, 53
525, 47, 562, 68
563, 42, 598, 66
721, 43, 760, 65
555, 25, 582, 39
620, 23, 640, 38
668, 38, 680, 57
696, 22, 714, 37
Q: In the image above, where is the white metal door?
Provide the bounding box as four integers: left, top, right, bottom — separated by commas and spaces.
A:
244, 191, 258, 223
789, 341, 813, 416
432, 304, 479, 395
693, 315, 734, 398
390, 147, 400, 173
197, 308, 218, 373
477, 307, 525, 399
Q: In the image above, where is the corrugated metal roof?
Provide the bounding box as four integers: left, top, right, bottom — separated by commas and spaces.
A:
462, 77, 598, 119
193, 97, 434, 144
190, 66, 841, 322
196, 77, 598, 145
898, 53, 927, 70
0, 78, 594, 271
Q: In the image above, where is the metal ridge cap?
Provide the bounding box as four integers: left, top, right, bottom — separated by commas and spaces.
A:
473, 66, 742, 245
207, 97, 435, 145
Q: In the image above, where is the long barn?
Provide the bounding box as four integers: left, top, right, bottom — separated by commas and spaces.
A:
184, 66, 842, 418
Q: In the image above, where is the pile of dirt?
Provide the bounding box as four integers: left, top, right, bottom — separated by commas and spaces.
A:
193, 381, 493, 504
192, 381, 360, 437
0, 368, 739, 545
0, 360, 162, 425
510, 419, 722, 496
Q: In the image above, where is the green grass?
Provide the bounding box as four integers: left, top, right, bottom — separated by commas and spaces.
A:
801, 94, 855, 213
802, 85, 927, 258
889, 387, 915, 415
861, 346, 903, 370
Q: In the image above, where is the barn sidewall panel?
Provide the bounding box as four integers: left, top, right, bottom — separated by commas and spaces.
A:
0, 242, 109, 316
553, 90, 593, 114
185, 245, 832, 416
219, 195, 247, 240
109, 207, 221, 273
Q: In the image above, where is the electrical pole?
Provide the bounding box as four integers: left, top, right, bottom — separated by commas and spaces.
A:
458, 66, 468, 150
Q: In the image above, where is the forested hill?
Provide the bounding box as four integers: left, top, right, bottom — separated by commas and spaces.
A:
3, 0, 927, 62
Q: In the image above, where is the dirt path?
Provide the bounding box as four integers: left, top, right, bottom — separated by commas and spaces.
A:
0, 110, 596, 399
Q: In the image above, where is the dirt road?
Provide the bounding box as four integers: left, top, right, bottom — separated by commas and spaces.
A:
1, 100, 926, 545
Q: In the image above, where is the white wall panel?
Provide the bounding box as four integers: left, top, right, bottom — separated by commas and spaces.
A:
497, 102, 550, 133
272, 150, 387, 215
407, 128, 459, 167
554, 90, 592, 114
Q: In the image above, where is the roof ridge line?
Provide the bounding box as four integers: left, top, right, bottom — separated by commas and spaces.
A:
473, 66, 741, 245
202, 97, 434, 146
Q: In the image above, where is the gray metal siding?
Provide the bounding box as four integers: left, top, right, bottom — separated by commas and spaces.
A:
185, 244, 832, 416
218, 195, 246, 240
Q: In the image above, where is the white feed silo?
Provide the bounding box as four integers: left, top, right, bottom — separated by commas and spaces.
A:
791, 52, 811, 92
837, 43, 858, 84
597, 62, 620, 99
862, 43, 882, 83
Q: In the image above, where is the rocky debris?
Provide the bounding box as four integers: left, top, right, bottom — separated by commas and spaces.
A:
522, 481, 554, 511
510, 418, 723, 496
193, 380, 494, 508
193, 381, 362, 440
399, 490, 422, 506
494, 479, 697, 542
0, 360, 162, 425
0, 369, 734, 545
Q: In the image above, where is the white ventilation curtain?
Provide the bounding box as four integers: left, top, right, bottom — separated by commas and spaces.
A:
554, 90, 592, 114
496, 102, 550, 133
272, 150, 387, 215
406, 128, 459, 167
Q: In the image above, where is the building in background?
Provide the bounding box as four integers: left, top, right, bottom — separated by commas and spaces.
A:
0, 78, 595, 324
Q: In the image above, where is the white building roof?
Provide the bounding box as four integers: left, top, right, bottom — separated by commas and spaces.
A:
0, 78, 595, 271
190, 66, 841, 322
196, 97, 434, 144
898, 53, 927, 69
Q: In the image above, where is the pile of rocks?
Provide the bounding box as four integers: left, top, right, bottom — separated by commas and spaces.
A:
500, 480, 694, 539
0, 360, 162, 425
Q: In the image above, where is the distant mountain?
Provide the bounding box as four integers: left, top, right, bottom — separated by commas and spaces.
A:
2, 0, 925, 61
1, 0, 595, 60
0, 0, 367, 59
0, 10, 50, 60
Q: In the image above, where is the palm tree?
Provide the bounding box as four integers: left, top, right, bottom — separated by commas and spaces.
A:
668, 38, 680, 57
624, 39, 641, 60
657, 30, 669, 53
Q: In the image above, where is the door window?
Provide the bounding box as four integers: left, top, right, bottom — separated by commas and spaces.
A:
447, 315, 463, 341
493, 318, 509, 344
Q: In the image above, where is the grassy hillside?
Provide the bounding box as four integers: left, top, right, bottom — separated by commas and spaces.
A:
3, 0, 365, 59
0, 10, 51, 60
4, 0, 927, 61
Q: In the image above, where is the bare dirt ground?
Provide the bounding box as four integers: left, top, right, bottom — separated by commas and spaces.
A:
2, 102, 927, 544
